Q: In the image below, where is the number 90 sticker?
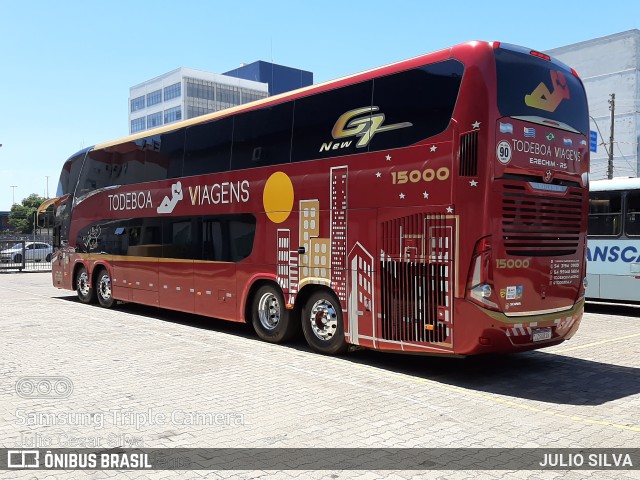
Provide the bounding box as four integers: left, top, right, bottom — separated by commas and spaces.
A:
496, 140, 512, 165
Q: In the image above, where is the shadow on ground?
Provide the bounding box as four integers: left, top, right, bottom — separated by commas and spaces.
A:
58, 295, 640, 407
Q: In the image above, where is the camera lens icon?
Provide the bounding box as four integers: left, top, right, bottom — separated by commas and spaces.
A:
16, 377, 73, 399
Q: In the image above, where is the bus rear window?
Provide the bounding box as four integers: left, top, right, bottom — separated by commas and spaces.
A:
495, 48, 589, 134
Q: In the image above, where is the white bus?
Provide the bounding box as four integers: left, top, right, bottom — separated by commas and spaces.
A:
587, 177, 640, 302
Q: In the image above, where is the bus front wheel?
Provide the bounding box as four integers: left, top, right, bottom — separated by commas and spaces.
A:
76, 266, 95, 304
251, 284, 297, 343
302, 290, 348, 355
96, 268, 115, 308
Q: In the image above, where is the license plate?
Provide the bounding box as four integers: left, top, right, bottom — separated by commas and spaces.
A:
532, 327, 552, 342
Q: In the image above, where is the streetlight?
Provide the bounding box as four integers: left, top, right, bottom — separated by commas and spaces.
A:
10, 185, 17, 205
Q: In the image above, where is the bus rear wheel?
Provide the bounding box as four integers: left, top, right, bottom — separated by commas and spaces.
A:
96, 268, 115, 308
302, 290, 348, 355
251, 284, 297, 343
76, 265, 95, 304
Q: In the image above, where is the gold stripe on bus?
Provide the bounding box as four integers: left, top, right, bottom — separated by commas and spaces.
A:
476, 299, 584, 325
79, 253, 232, 265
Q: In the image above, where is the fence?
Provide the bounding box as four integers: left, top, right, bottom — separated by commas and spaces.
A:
0, 235, 53, 273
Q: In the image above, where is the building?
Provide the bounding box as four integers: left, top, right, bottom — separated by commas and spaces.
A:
546, 30, 640, 179
224, 61, 313, 96
128, 67, 269, 134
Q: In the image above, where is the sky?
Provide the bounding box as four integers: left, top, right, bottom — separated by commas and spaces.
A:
0, 0, 638, 211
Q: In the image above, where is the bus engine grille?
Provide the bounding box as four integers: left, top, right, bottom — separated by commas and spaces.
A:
379, 213, 454, 345
501, 183, 585, 256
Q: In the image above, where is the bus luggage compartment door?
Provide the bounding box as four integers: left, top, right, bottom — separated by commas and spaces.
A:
379, 211, 455, 348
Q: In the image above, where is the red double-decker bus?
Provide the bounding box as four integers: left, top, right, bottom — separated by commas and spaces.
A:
49, 41, 589, 355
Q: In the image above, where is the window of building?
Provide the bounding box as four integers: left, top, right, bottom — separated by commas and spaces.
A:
164, 106, 182, 125
589, 192, 622, 236
147, 112, 162, 129
186, 105, 214, 119
130, 96, 145, 112
146, 89, 162, 107
130, 117, 146, 134
238, 88, 268, 105
164, 82, 181, 101
217, 85, 240, 110
186, 78, 215, 101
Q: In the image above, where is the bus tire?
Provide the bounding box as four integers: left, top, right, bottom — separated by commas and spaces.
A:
301, 290, 348, 355
95, 268, 115, 309
76, 265, 95, 304
251, 284, 296, 343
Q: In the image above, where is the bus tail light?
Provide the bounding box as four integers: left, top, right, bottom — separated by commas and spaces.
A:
530, 50, 551, 61
466, 236, 499, 311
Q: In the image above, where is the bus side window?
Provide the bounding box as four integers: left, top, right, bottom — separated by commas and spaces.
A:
184, 118, 233, 177
231, 103, 294, 171
202, 219, 224, 261
228, 215, 256, 262
162, 220, 193, 259
588, 192, 622, 236
626, 192, 640, 236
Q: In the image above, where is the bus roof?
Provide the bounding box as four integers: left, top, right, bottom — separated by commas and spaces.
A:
590, 177, 640, 192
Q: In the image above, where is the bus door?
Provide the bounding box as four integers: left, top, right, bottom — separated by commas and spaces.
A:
49, 195, 74, 290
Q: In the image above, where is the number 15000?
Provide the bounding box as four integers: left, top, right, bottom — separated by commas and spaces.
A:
391, 167, 450, 185
496, 259, 530, 269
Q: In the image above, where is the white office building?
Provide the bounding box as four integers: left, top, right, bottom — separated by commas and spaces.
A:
128, 67, 269, 134
546, 30, 640, 179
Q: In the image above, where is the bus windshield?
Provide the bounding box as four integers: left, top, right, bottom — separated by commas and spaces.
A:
495, 47, 589, 135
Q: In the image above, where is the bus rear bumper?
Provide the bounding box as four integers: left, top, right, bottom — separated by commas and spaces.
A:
455, 299, 584, 355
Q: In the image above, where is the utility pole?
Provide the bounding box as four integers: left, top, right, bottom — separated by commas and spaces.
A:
45, 176, 50, 198
607, 93, 615, 180
10, 185, 17, 205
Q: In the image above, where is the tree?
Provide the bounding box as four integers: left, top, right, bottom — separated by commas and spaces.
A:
8, 194, 47, 234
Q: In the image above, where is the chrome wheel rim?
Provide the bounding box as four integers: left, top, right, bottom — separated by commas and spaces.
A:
309, 299, 338, 341
77, 271, 90, 297
258, 292, 280, 330
98, 274, 112, 301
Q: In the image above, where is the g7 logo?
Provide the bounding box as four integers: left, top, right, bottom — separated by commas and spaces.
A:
332, 107, 413, 148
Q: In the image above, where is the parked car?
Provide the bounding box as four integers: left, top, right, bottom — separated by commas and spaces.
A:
0, 242, 53, 263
